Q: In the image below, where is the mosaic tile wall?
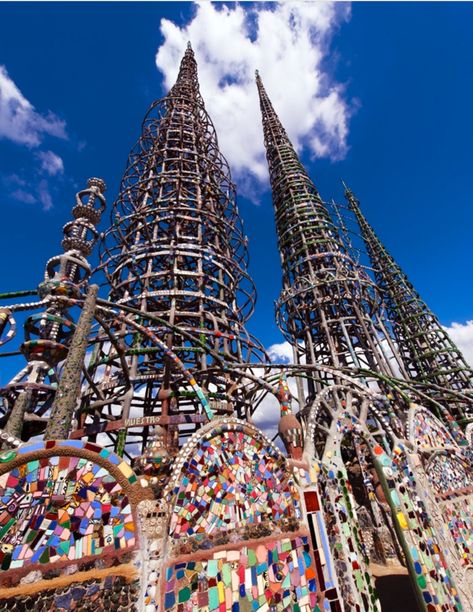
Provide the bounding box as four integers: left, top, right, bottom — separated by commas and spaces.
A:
409, 407, 473, 582
441, 497, 473, 568
429, 453, 473, 496
410, 406, 458, 450
375, 443, 462, 609
163, 536, 319, 612
0, 575, 139, 611
168, 426, 300, 542
316, 462, 378, 612
0, 439, 138, 485
0, 449, 135, 571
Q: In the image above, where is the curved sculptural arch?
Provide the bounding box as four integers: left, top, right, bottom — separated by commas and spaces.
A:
0, 440, 143, 578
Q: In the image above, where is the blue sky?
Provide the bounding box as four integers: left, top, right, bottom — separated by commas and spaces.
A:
0, 1, 472, 370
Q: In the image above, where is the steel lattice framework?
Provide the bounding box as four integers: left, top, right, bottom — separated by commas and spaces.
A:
344, 184, 473, 420
75, 45, 267, 456
255, 72, 405, 401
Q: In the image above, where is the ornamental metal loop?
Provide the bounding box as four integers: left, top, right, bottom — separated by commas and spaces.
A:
0, 309, 16, 346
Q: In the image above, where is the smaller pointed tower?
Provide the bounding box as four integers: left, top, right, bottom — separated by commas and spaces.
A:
255, 71, 400, 396
344, 184, 473, 420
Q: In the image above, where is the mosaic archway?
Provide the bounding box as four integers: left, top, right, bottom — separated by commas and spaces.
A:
304, 385, 472, 611
407, 405, 473, 607
372, 440, 462, 610
408, 404, 459, 451
0, 440, 139, 574
304, 385, 391, 611
313, 458, 380, 611
167, 419, 301, 543
155, 418, 323, 612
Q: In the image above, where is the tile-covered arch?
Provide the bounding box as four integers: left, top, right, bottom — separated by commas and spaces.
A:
303, 385, 473, 611
166, 418, 301, 543
0, 440, 144, 576
408, 403, 460, 451
406, 404, 473, 607
156, 418, 323, 612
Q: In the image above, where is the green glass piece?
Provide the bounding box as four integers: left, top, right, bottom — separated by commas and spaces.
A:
178, 586, 191, 603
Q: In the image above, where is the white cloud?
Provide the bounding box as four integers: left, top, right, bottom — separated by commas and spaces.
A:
444, 320, 473, 367
7, 174, 26, 187
0, 66, 68, 211
0, 65, 67, 147
4, 173, 58, 211
252, 390, 279, 439
11, 189, 36, 204
156, 2, 351, 194
267, 341, 294, 363
38, 179, 53, 211
36, 150, 64, 176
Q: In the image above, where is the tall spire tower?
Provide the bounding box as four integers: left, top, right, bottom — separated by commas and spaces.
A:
255, 72, 401, 396
79, 45, 266, 456
345, 185, 473, 420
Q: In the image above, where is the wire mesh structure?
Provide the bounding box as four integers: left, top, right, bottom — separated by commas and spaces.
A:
75, 45, 267, 457
0, 178, 106, 441
344, 184, 473, 421
255, 72, 406, 402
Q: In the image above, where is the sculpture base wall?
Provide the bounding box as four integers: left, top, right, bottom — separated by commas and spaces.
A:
0, 568, 139, 611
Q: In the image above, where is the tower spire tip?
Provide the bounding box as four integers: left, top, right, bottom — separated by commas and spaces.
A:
341, 179, 354, 198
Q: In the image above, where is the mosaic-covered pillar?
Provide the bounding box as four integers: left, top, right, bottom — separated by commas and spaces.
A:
45, 284, 99, 440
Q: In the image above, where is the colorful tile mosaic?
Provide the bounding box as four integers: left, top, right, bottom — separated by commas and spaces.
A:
0, 574, 140, 611
374, 443, 462, 610
169, 427, 300, 540
441, 497, 473, 568
429, 453, 473, 497
407, 406, 473, 596
163, 536, 319, 612
309, 401, 473, 609
417, 433, 473, 591
0, 453, 135, 570
409, 405, 459, 450
10, 439, 138, 484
